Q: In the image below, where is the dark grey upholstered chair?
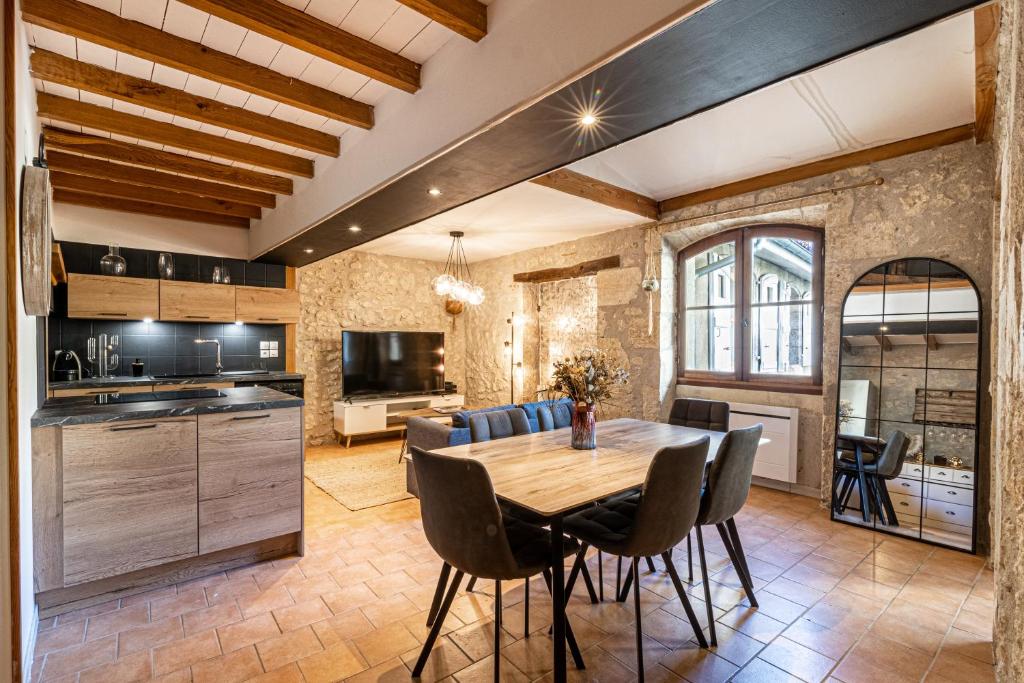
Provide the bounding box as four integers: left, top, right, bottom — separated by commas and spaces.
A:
692, 423, 763, 646
410, 446, 586, 678
562, 439, 712, 680
536, 401, 573, 431
669, 398, 730, 431
834, 430, 909, 526
469, 407, 531, 442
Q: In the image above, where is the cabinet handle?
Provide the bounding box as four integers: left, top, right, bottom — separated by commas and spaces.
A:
945, 510, 956, 516
899, 501, 909, 507
900, 482, 910, 487
109, 424, 158, 431
98, 312, 128, 317
232, 414, 271, 421
937, 472, 947, 476
185, 315, 210, 319
947, 490, 957, 495
258, 317, 279, 321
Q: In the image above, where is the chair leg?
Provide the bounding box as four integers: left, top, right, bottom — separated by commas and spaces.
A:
597, 550, 604, 602
855, 447, 872, 522
835, 473, 855, 514
716, 522, 757, 608
878, 478, 899, 526
645, 556, 657, 573
616, 556, 622, 600
687, 533, 693, 583
524, 576, 530, 638
426, 562, 452, 627
412, 570, 464, 677
695, 525, 717, 647
494, 580, 502, 682
466, 576, 478, 593
618, 563, 634, 602
662, 551, 708, 649
632, 557, 645, 683
564, 544, 598, 604
579, 561, 599, 604
725, 518, 756, 608
542, 569, 586, 670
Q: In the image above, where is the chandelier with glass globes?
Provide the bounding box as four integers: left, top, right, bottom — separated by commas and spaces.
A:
433, 231, 484, 312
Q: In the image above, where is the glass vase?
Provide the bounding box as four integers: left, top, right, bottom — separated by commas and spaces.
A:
571, 403, 597, 450
157, 252, 174, 279
99, 245, 127, 276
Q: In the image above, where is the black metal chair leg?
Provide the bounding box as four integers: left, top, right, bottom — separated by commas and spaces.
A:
524, 576, 530, 638
616, 555, 622, 600
426, 562, 452, 627
687, 533, 693, 583
412, 570, 464, 677
618, 563, 634, 602
645, 556, 657, 573
597, 550, 604, 602
466, 576, 478, 592
716, 523, 756, 607
494, 580, 502, 683
579, 560, 599, 604
542, 569, 585, 670
695, 525, 716, 647
840, 472, 858, 513
877, 477, 899, 526
564, 545, 588, 602
835, 472, 855, 514
662, 551, 708, 649
632, 557, 645, 682
725, 518, 755, 601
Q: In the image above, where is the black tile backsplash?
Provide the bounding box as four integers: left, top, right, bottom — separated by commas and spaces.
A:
49, 241, 289, 381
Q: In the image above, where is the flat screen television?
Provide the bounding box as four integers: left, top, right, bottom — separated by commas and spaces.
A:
342, 330, 444, 397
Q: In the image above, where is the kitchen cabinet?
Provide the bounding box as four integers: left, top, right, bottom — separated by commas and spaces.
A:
66, 273, 159, 320
198, 407, 302, 553
235, 285, 299, 323
160, 280, 236, 322
61, 417, 198, 586
50, 385, 153, 398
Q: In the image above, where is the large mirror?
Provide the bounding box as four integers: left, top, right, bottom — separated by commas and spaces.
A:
831, 258, 980, 552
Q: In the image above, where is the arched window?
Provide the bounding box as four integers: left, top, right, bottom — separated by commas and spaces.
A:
678, 225, 824, 391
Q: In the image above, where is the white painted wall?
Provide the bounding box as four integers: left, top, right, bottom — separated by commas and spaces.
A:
53, 204, 249, 258
249, 0, 712, 257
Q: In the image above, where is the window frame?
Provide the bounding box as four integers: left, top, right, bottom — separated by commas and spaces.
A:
677, 224, 824, 394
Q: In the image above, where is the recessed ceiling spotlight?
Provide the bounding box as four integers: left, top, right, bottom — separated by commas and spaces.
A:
348, 225, 361, 233
579, 112, 598, 126
303, 247, 314, 254
428, 188, 442, 197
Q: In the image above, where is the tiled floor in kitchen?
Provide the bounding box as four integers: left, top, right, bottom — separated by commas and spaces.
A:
30, 438, 995, 682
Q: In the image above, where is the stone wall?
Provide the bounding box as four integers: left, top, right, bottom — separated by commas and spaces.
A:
296, 252, 467, 445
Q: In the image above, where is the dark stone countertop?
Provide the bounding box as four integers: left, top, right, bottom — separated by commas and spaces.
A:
32, 386, 304, 428
49, 371, 304, 390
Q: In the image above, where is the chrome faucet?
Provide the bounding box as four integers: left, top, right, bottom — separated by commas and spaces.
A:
194, 339, 223, 374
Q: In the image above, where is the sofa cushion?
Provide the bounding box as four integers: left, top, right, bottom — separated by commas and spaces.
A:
452, 403, 516, 428
469, 408, 531, 442
520, 398, 574, 432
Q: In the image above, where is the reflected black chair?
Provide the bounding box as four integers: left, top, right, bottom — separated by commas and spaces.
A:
834, 430, 909, 526
669, 398, 730, 431
410, 446, 586, 678
562, 439, 712, 680
691, 424, 763, 647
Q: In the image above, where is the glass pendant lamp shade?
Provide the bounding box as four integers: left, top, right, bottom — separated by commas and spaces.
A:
434, 231, 484, 307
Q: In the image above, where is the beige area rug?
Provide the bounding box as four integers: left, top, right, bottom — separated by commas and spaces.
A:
304, 449, 413, 511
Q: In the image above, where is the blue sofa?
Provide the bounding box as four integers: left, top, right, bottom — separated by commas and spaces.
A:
405, 398, 574, 495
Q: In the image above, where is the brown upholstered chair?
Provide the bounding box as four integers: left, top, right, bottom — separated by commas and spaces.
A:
410, 446, 586, 678
562, 438, 713, 680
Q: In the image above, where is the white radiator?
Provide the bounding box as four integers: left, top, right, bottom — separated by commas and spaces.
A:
728, 402, 799, 483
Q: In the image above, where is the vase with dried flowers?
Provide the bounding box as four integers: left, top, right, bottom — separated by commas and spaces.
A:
550, 349, 629, 449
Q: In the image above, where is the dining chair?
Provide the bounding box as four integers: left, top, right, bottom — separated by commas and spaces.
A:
691, 423, 763, 647
834, 430, 909, 525
562, 438, 712, 680
410, 446, 587, 678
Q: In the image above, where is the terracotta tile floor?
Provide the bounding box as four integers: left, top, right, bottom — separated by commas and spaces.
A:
31, 437, 996, 682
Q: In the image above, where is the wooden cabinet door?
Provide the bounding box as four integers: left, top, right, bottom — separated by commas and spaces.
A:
62, 417, 198, 586
198, 408, 302, 554
160, 281, 236, 322
234, 286, 299, 323
67, 274, 159, 320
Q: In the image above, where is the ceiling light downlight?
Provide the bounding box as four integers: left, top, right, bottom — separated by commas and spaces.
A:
428, 187, 442, 197
580, 112, 598, 126
348, 225, 361, 233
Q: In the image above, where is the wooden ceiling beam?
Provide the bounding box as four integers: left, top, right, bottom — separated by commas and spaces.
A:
37, 93, 314, 177
513, 255, 621, 284
46, 150, 275, 209
658, 124, 976, 214
21, 0, 373, 126
397, 0, 487, 42
176, 0, 421, 94
50, 171, 261, 219
53, 189, 250, 228
531, 169, 659, 220
43, 127, 292, 195
974, 3, 1000, 143
31, 49, 339, 156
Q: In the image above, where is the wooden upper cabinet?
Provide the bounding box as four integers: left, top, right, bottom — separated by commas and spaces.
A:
61, 417, 199, 586
160, 280, 236, 322
235, 285, 299, 324
66, 273, 159, 320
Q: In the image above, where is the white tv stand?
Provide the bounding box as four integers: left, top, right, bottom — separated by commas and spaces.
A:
333, 393, 465, 448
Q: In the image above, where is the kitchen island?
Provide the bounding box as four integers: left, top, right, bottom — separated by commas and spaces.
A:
32, 386, 304, 617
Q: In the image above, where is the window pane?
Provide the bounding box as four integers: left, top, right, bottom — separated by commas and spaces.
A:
751, 303, 812, 376
685, 308, 734, 372
684, 242, 735, 307
751, 236, 815, 304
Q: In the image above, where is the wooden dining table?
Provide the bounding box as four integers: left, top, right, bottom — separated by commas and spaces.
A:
432, 417, 735, 683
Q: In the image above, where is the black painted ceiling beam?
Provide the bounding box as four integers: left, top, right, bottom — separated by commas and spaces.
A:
262, 0, 987, 266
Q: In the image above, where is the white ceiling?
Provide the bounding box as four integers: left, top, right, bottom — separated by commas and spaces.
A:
359, 11, 976, 263
27, 0, 461, 174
